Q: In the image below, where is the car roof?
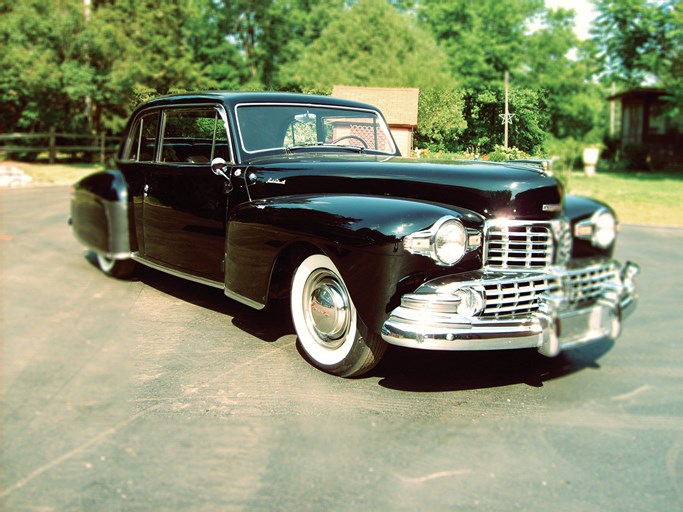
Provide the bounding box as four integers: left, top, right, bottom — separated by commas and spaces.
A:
138, 91, 380, 112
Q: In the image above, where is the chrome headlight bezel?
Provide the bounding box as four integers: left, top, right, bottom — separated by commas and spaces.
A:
574, 208, 618, 249
403, 216, 481, 266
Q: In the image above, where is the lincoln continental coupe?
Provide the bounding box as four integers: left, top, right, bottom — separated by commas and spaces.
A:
70, 92, 639, 377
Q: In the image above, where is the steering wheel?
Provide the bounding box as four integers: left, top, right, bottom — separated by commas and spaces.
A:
331, 135, 369, 149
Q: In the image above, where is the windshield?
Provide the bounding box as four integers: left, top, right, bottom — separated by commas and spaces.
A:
235, 103, 397, 155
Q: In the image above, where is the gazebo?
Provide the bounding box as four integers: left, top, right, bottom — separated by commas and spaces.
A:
607, 87, 683, 167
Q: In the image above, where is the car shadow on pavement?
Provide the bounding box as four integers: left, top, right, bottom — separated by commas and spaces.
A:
373, 340, 614, 392
131, 260, 295, 343
87, 253, 615, 390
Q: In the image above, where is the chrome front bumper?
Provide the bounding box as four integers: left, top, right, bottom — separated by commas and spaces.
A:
381, 260, 639, 357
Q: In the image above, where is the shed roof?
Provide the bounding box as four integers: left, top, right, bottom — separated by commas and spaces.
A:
331, 86, 419, 127
606, 87, 668, 102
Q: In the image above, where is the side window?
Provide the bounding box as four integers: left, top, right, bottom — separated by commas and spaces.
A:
124, 111, 159, 161
161, 107, 229, 164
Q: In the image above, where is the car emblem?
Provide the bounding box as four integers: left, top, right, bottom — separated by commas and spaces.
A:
543, 204, 562, 212
266, 178, 286, 185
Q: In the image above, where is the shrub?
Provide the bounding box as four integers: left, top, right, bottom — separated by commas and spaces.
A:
487, 145, 529, 162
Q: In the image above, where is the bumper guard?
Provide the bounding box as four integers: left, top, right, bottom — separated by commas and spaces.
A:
381, 260, 639, 357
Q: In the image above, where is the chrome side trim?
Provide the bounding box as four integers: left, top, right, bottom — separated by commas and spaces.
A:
131, 254, 224, 289
132, 253, 266, 310
223, 289, 266, 310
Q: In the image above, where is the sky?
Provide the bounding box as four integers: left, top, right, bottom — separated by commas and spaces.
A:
545, 0, 598, 40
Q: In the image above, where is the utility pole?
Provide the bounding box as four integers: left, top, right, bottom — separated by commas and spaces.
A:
609, 81, 617, 138
504, 70, 509, 149
499, 70, 514, 149
83, 0, 94, 134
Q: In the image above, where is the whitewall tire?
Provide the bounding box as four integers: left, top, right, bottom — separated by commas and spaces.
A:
290, 254, 386, 377
96, 253, 136, 279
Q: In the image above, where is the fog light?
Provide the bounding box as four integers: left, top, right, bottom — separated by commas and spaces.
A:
453, 287, 485, 318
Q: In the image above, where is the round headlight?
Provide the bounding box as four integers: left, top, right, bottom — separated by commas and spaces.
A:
433, 219, 467, 265
593, 210, 617, 249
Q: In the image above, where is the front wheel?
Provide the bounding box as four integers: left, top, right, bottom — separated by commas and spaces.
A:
290, 254, 387, 377
96, 253, 136, 279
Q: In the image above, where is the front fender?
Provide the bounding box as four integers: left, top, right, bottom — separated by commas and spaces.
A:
224, 194, 484, 332
70, 170, 132, 258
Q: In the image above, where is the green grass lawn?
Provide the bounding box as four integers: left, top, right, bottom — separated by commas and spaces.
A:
4, 160, 682, 227
564, 169, 683, 227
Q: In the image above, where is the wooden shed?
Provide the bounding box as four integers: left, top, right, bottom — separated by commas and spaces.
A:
607, 87, 683, 167
332, 86, 419, 157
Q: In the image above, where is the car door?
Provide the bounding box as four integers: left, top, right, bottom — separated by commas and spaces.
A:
142, 105, 233, 283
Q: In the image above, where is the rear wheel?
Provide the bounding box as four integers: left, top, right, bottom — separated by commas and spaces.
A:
290, 254, 386, 377
96, 253, 136, 279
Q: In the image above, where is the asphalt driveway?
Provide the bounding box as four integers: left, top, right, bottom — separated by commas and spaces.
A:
1, 186, 682, 511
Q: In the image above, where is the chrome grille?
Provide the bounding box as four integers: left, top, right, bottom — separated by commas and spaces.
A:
479, 262, 618, 319
566, 263, 619, 306
484, 219, 572, 270
481, 275, 560, 318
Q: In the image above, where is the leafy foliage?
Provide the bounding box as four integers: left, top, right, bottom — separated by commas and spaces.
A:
279, 0, 452, 91
591, 0, 682, 114
418, 0, 546, 88
415, 87, 467, 152
2, 0, 677, 161
592, 0, 679, 86
458, 87, 549, 154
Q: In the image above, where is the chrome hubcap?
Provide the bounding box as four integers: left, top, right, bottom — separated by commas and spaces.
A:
304, 270, 351, 349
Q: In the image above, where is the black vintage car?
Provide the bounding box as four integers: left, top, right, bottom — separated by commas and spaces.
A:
70, 92, 639, 377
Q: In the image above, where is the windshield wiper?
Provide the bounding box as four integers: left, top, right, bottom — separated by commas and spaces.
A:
286, 142, 364, 154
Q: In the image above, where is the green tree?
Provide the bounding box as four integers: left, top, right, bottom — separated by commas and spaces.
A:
459, 87, 548, 154
522, 7, 607, 141
418, 0, 546, 88
415, 87, 467, 152
278, 0, 466, 149
0, 0, 94, 132
184, 0, 249, 91
592, 0, 682, 112
211, 0, 346, 89
279, 0, 453, 91
592, 0, 680, 86
0, 0, 245, 135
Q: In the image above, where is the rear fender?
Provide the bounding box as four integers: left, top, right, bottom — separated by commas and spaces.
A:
225, 194, 484, 331
70, 170, 132, 258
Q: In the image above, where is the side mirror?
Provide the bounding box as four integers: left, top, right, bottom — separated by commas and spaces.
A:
211, 157, 232, 192
211, 157, 228, 176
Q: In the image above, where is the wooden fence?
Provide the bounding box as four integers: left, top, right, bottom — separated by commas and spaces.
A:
0, 129, 120, 164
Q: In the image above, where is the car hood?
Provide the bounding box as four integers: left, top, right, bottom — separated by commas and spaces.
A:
242, 154, 564, 220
